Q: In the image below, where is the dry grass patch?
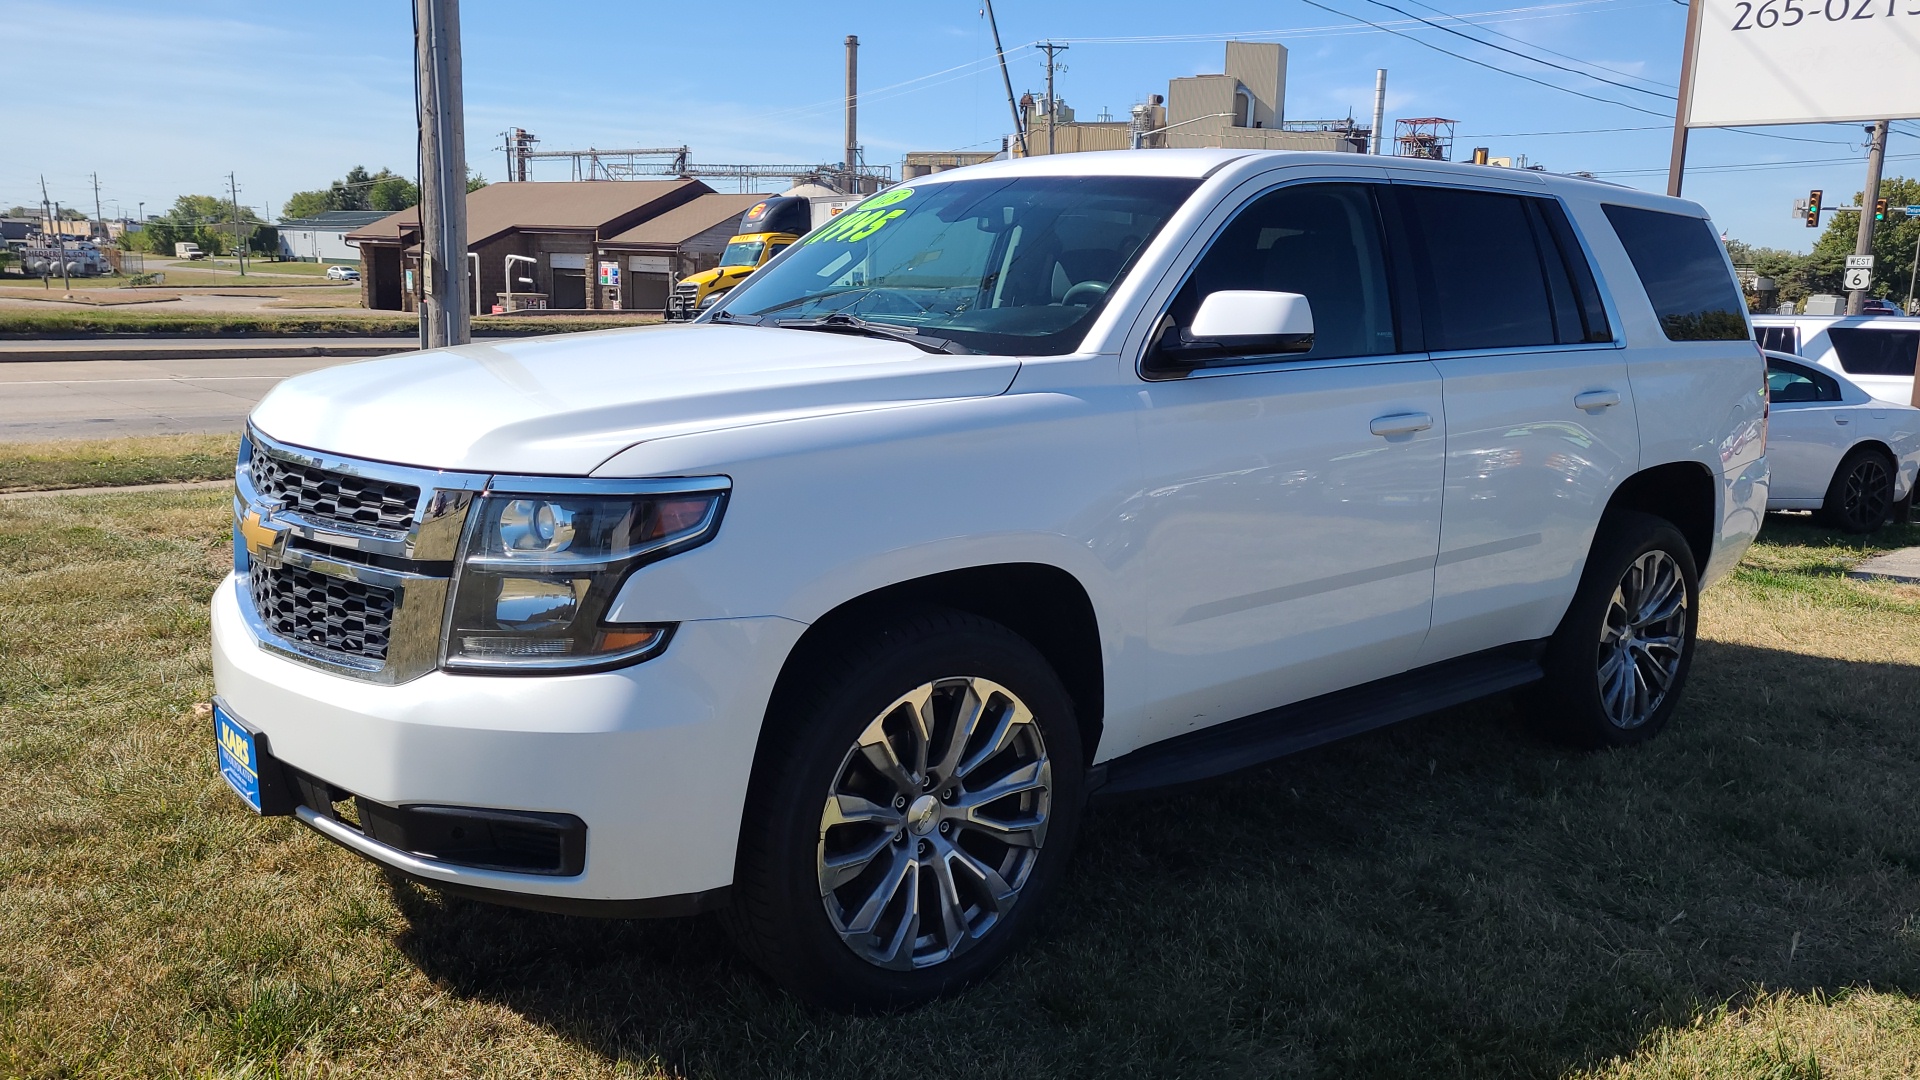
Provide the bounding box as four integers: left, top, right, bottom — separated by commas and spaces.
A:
2, 498, 1918, 1077
0, 435, 238, 493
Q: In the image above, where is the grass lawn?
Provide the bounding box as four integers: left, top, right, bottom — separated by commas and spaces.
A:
2, 493, 1918, 1077
201, 259, 338, 278
0, 435, 238, 493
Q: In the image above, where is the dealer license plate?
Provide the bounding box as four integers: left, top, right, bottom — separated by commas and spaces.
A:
214, 701, 264, 813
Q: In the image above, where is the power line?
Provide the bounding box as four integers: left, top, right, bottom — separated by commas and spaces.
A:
1592, 150, 1920, 177
1400, 0, 1676, 90
1064, 0, 1640, 43
1297, 0, 1674, 117
1303, 0, 1862, 147
1468, 125, 1668, 135
1357, 0, 1677, 100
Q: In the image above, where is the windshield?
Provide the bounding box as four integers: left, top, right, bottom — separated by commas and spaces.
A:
719, 240, 766, 268
710, 176, 1198, 356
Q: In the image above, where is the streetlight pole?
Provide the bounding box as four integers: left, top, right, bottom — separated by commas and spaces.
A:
413, 0, 471, 348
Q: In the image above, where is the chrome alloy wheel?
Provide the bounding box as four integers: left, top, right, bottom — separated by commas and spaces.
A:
1596, 549, 1689, 729
816, 676, 1053, 970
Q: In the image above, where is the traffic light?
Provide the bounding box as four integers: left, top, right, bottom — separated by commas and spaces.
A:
1805, 190, 1822, 227
1874, 197, 1887, 223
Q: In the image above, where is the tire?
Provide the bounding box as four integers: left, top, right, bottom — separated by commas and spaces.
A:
725, 608, 1086, 1012
1819, 447, 1896, 534
1537, 511, 1700, 749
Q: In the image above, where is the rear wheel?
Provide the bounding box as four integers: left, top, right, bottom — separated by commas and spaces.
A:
1819, 448, 1896, 533
726, 609, 1084, 1012
1538, 512, 1699, 748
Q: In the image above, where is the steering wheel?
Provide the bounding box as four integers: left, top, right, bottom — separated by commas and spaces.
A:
1061, 280, 1110, 307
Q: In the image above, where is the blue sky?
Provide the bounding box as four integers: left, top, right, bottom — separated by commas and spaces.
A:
4, 0, 1913, 251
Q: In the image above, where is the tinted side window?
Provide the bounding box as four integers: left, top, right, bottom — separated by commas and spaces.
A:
1162, 182, 1397, 362
1398, 186, 1563, 351
1754, 325, 1799, 353
1827, 327, 1920, 377
1601, 204, 1747, 341
1766, 359, 1841, 402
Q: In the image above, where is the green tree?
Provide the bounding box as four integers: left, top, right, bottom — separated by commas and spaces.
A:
368, 174, 419, 211
1725, 238, 1815, 312
467, 167, 488, 193
282, 190, 329, 220
1808, 176, 1920, 302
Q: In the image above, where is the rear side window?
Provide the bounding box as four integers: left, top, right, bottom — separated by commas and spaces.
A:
1397, 186, 1610, 351
1754, 325, 1799, 354
1766, 358, 1841, 402
1827, 327, 1920, 377
1601, 204, 1747, 341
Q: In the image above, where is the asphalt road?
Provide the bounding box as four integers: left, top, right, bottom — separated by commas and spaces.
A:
0, 354, 349, 441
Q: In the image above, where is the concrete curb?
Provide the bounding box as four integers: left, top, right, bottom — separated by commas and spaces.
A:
0, 479, 231, 501
0, 343, 412, 363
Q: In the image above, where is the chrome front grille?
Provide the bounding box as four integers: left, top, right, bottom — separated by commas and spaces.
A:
249, 444, 420, 532
668, 282, 700, 320
248, 562, 397, 660
235, 429, 484, 683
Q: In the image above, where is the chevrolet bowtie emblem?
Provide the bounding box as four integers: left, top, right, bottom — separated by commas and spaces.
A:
239, 507, 286, 561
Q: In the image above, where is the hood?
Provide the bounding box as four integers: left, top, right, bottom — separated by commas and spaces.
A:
250, 324, 1021, 475
687, 264, 753, 288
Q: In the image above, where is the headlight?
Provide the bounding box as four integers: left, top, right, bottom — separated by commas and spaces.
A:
698, 290, 722, 308
442, 481, 727, 673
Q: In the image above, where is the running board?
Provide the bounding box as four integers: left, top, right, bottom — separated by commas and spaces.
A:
1091, 642, 1546, 798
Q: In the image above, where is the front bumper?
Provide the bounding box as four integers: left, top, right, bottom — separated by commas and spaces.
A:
211, 574, 805, 907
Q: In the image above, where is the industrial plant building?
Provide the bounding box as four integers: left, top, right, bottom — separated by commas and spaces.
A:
1011, 42, 1370, 157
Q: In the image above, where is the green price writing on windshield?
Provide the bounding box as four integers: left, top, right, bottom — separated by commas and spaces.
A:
804, 187, 914, 245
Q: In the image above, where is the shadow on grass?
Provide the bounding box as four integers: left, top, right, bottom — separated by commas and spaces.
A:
389, 639, 1920, 1079
1758, 511, 1920, 555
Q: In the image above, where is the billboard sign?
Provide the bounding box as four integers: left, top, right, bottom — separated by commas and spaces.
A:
1683, 0, 1920, 127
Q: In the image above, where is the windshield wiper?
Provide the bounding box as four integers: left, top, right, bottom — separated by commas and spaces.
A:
773, 312, 970, 354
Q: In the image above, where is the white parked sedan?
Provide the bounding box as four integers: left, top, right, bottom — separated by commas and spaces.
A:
1765, 350, 1920, 531
324, 265, 360, 281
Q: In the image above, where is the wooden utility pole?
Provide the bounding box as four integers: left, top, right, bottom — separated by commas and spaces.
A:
1847, 121, 1890, 316
414, 0, 470, 347
227, 172, 247, 276
1666, 0, 1703, 196
1039, 41, 1068, 156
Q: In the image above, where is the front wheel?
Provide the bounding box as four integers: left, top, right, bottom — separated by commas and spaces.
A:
726, 609, 1085, 1012
1537, 511, 1699, 748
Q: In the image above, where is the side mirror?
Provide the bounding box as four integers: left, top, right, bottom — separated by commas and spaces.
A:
1191, 290, 1314, 341
1151, 290, 1315, 371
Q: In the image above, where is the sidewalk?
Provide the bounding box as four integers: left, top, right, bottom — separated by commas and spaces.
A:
1849, 546, 1920, 584
0, 336, 415, 363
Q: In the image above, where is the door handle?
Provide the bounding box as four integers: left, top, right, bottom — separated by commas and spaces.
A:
1833, 414, 1851, 425
1574, 390, 1621, 411
1370, 412, 1433, 437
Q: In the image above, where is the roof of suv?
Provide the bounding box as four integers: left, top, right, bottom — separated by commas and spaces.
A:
910, 148, 1681, 211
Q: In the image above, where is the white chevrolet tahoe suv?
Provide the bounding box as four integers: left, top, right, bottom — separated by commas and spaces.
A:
212, 150, 1768, 1010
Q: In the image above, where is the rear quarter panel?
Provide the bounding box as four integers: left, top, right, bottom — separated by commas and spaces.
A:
1562, 190, 1767, 586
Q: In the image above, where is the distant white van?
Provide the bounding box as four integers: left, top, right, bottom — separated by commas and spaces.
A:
1750, 314, 1919, 406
